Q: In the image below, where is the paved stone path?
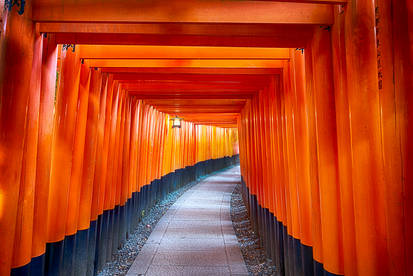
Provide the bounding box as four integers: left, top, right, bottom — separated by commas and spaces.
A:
127, 166, 248, 276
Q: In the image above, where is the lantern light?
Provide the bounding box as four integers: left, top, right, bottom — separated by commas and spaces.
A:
171, 115, 182, 128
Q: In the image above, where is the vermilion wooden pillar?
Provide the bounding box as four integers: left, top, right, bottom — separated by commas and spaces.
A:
96, 77, 115, 218
344, 1, 388, 275
330, 6, 357, 276
0, 4, 36, 274
291, 50, 313, 270
46, 46, 81, 245
65, 62, 91, 238
399, 1, 413, 275
12, 32, 43, 271
310, 27, 344, 275
32, 33, 57, 268
80, 69, 105, 230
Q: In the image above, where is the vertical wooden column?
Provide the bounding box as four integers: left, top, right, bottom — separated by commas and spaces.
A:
396, 1, 413, 275
331, 6, 357, 276
31, 33, 57, 269
311, 27, 343, 275
45, 45, 81, 275
88, 73, 108, 225
65, 63, 91, 238
96, 77, 114, 218
104, 84, 120, 212
304, 45, 324, 274
0, 3, 36, 274
291, 49, 314, 275
61, 61, 91, 275
344, 0, 388, 275
47, 46, 81, 243
376, 0, 412, 275
11, 32, 43, 271
373, 1, 404, 274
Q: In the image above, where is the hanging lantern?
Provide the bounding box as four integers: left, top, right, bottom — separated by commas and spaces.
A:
171, 115, 182, 128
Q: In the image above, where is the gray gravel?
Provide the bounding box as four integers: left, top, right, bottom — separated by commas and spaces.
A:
97, 179, 199, 276
230, 184, 279, 276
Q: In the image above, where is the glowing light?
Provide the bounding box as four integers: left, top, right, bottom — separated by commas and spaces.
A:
171, 116, 182, 128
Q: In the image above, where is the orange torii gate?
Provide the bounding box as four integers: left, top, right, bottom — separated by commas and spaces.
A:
0, 0, 412, 276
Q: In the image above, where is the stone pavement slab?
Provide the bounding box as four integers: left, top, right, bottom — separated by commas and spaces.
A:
127, 166, 248, 276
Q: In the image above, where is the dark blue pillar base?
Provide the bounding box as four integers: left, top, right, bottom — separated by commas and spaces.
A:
240, 176, 342, 276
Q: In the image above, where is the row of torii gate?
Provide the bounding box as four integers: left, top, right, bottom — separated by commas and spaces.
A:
0, 1, 412, 276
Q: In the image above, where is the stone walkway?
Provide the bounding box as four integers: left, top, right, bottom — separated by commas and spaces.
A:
127, 166, 248, 276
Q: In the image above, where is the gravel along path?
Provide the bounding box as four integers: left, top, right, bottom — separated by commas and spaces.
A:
230, 184, 279, 276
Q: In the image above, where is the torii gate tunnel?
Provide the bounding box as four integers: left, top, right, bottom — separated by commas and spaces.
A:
0, 0, 412, 276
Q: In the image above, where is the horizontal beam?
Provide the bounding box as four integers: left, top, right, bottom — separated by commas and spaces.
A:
112, 73, 271, 83
75, 45, 290, 59
153, 105, 244, 109
102, 68, 282, 75
149, 105, 245, 110
176, 113, 240, 123
54, 33, 310, 48
130, 94, 252, 100
253, 0, 346, 3
177, 113, 240, 117
124, 85, 259, 93
155, 109, 242, 113
129, 90, 255, 98
144, 99, 247, 105
86, 59, 285, 68
33, 0, 333, 24
39, 22, 315, 37
118, 79, 267, 89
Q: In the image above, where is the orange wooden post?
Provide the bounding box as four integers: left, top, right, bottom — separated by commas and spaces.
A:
12, 33, 43, 270
392, 1, 413, 275
32, 33, 58, 263
284, 59, 301, 245
0, 4, 37, 274
128, 98, 138, 198
47, 46, 81, 243
89, 73, 108, 221
103, 83, 120, 212
374, 1, 411, 275
121, 97, 131, 206
291, 49, 313, 251
303, 45, 324, 271
65, 63, 93, 275
114, 93, 126, 208
331, 6, 357, 276
65, 62, 91, 237
95, 77, 114, 217
310, 27, 344, 275
78, 68, 104, 230
344, 0, 389, 275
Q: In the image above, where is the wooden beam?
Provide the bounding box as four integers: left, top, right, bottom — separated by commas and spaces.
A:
54, 33, 310, 48
33, 0, 333, 24
111, 73, 271, 83
38, 22, 314, 36
85, 59, 284, 68
102, 68, 282, 75
253, 0, 346, 4
117, 79, 268, 87
146, 101, 246, 105
75, 45, 290, 59
130, 94, 253, 99
122, 82, 260, 91
129, 90, 255, 98
154, 108, 242, 113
